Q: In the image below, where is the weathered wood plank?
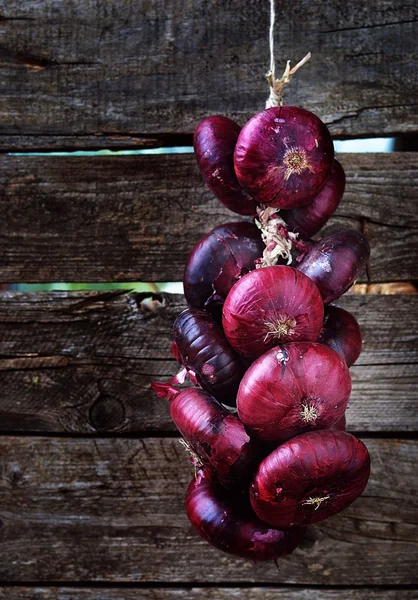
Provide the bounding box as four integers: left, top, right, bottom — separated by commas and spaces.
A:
0, 153, 416, 283
0, 292, 416, 433
0, 437, 416, 584
0, 0, 416, 147
0, 589, 416, 600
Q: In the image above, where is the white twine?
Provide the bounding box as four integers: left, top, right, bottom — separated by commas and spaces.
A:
266, 0, 311, 108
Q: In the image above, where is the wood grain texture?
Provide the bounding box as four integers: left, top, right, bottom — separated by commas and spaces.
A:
0, 437, 417, 584
0, 0, 416, 147
0, 292, 416, 434
0, 153, 417, 283
0, 589, 417, 600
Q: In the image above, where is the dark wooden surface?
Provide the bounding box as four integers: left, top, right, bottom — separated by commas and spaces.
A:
0, 0, 417, 148
0, 292, 416, 434
0, 436, 417, 584
0, 590, 416, 600
0, 153, 417, 283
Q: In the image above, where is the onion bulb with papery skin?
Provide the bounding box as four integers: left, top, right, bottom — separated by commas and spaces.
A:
151, 384, 256, 488
186, 468, 305, 561
234, 106, 334, 209
297, 228, 370, 304
281, 159, 346, 239
222, 266, 324, 361
194, 116, 259, 216
172, 308, 246, 407
251, 430, 370, 527
184, 222, 265, 312
237, 342, 351, 445
318, 305, 362, 367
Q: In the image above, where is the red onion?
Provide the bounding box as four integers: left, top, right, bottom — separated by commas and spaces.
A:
281, 159, 346, 239
297, 228, 370, 304
186, 468, 305, 561
332, 414, 346, 431
172, 308, 246, 407
194, 116, 258, 216
234, 106, 334, 208
184, 222, 265, 312
151, 384, 256, 488
251, 430, 370, 527
237, 342, 351, 445
318, 305, 362, 367
222, 266, 324, 360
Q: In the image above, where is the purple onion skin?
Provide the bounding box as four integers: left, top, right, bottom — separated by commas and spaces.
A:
297, 228, 370, 304
318, 305, 362, 367
332, 414, 346, 431
168, 387, 257, 489
282, 160, 346, 239
186, 469, 305, 561
194, 116, 259, 216
251, 430, 371, 528
184, 221, 265, 311
237, 342, 351, 446
172, 308, 246, 407
222, 266, 324, 361
234, 106, 334, 209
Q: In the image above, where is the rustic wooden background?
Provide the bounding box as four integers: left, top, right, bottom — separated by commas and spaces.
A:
0, 0, 417, 598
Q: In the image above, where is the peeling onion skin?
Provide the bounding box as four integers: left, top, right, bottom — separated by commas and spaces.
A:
172, 308, 246, 407
222, 266, 324, 361
251, 430, 371, 528
186, 468, 305, 561
162, 386, 257, 488
282, 159, 346, 239
184, 222, 265, 312
318, 305, 362, 367
234, 106, 334, 209
194, 116, 259, 216
297, 229, 370, 304
237, 342, 351, 445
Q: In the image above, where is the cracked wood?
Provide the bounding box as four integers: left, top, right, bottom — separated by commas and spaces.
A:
0, 153, 416, 283
0, 292, 416, 433
0, 437, 416, 583
0, 0, 416, 147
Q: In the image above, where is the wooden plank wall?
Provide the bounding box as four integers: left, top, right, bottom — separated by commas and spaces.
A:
0, 1, 417, 598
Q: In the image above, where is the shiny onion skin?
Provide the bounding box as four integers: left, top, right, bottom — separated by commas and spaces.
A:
251, 430, 370, 527
237, 342, 351, 445
186, 468, 305, 561
282, 160, 346, 239
194, 116, 258, 216
318, 305, 362, 367
172, 308, 246, 407
234, 106, 334, 209
222, 266, 324, 361
184, 222, 265, 311
297, 228, 370, 304
151, 385, 256, 488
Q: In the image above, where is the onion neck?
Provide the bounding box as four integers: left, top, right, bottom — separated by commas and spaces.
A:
151, 381, 180, 402
254, 205, 311, 267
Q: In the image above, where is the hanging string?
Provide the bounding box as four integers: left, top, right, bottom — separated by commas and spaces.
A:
266, 0, 311, 109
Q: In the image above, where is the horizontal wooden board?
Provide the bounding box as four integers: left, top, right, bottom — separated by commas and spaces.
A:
0, 292, 416, 434
0, 0, 417, 147
0, 153, 417, 283
0, 437, 417, 584
0, 589, 416, 600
